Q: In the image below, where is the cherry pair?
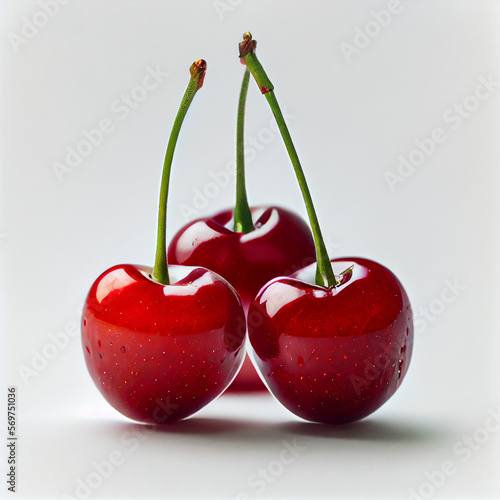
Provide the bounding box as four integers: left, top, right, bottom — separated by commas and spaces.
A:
82, 34, 413, 426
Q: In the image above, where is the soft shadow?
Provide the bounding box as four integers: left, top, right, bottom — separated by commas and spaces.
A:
111, 415, 448, 446
86, 407, 450, 445
148, 416, 257, 435
113, 416, 271, 438
277, 417, 448, 444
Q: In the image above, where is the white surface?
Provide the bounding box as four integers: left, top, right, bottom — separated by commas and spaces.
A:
1, 1, 500, 499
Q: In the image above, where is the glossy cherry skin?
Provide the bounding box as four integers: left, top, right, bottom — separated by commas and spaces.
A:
82, 264, 246, 424
168, 206, 316, 391
247, 257, 413, 425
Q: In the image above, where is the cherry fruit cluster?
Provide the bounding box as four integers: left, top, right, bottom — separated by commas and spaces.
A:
82, 34, 413, 426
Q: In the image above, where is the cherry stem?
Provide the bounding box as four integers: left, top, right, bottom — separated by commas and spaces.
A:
233, 67, 254, 233
239, 33, 336, 288
153, 60, 207, 285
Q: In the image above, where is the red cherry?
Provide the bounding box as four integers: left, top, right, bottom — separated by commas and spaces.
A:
239, 34, 414, 421
247, 257, 413, 425
82, 264, 246, 423
168, 206, 316, 390
81, 60, 248, 422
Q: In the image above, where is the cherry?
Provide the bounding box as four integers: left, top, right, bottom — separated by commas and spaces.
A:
168, 64, 315, 391
168, 206, 315, 391
83, 264, 245, 423
248, 258, 413, 425
241, 32, 414, 423
81, 60, 246, 424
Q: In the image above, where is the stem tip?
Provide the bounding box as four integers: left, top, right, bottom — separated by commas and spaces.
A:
191, 59, 207, 89
239, 32, 257, 59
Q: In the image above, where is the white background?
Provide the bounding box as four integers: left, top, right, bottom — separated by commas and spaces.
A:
1, 1, 500, 499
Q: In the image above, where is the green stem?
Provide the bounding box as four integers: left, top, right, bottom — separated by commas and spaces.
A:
239, 33, 336, 288
152, 60, 207, 285
233, 67, 254, 233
